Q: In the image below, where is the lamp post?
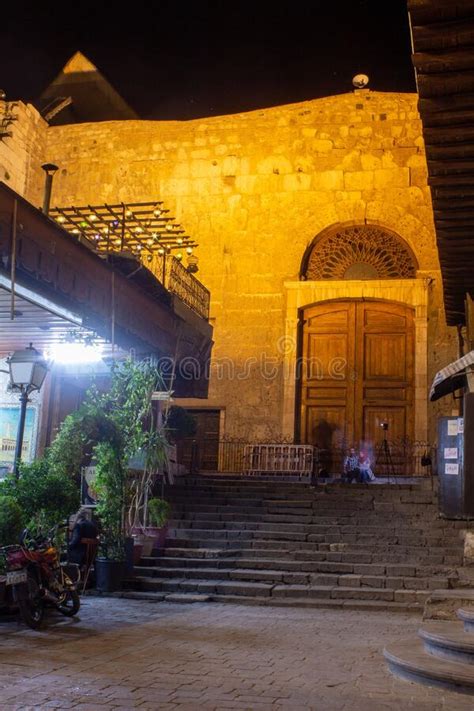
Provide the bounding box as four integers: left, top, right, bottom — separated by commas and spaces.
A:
7, 343, 49, 478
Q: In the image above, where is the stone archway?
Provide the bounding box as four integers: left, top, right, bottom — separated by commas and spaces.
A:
282, 224, 428, 447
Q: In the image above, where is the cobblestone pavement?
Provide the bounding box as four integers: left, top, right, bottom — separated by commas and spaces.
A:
0, 598, 472, 710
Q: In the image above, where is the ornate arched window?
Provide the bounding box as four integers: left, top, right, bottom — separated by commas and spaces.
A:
302, 225, 418, 280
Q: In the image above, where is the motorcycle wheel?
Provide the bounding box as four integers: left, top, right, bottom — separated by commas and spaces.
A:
57, 589, 80, 617
18, 573, 44, 630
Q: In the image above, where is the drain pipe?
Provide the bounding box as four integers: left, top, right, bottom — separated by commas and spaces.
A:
41, 163, 58, 215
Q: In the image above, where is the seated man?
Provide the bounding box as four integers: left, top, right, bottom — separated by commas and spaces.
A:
343, 447, 360, 483
68, 508, 99, 567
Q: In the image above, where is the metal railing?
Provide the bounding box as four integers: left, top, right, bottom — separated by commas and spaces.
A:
159, 255, 210, 320
315, 440, 436, 478
189, 438, 436, 478
243, 444, 314, 479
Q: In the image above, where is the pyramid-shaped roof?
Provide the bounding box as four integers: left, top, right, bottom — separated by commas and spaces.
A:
37, 51, 138, 124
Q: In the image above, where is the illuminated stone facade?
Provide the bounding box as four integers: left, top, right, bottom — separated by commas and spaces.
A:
0, 89, 459, 443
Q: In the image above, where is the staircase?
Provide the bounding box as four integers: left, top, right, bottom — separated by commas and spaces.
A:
384, 608, 474, 693
124, 475, 474, 611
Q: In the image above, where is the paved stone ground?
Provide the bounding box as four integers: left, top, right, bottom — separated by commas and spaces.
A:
0, 599, 472, 710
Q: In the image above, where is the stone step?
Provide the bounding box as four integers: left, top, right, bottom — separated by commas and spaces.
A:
130, 575, 432, 604
384, 638, 474, 694
458, 608, 474, 633
132, 576, 274, 598
169, 518, 459, 536
419, 622, 474, 664
177, 512, 460, 529
161, 546, 462, 566
138, 556, 458, 579
166, 534, 463, 557
133, 564, 452, 590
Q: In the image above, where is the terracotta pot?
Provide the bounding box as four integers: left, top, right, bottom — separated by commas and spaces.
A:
142, 524, 169, 552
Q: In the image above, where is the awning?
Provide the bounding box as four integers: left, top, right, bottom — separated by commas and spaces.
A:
429, 350, 474, 402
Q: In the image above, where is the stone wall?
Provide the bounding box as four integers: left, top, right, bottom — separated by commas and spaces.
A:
21, 90, 460, 442
0, 101, 47, 206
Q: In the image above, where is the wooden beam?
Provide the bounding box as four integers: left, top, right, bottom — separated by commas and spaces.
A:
424, 125, 474, 144
432, 185, 474, 198
417, 70, 474, 99
408, 1, 474, 25
434, 198, 474, 209
429, 173, 474, 185
413, 47, 474, 73
411, 19, 474, 53
427, 143, 474, 159
423, 109, 474, 128
427, 159, 474, 174
419, 92, 474, 113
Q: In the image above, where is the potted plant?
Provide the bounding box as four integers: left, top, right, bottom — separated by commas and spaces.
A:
93, 441, 127, 592
142, 496, 171, 554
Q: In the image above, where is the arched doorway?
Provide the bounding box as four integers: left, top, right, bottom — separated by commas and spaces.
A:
300, 299, 415, 453
289, 223, 422, 472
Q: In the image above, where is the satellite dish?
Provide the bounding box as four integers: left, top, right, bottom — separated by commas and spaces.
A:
352, 74, 369, 89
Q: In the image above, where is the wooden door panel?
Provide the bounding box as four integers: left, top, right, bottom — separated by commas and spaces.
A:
301, 302, 356, 445
364, 334, 408, 381
306, 333, 348, 381
363, 308, 407, 331
305, 406, 348, 448
363, 407, 406, 446
306, 307, 350, 330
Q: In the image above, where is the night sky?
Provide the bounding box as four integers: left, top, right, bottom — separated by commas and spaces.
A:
2, 0, 416, 120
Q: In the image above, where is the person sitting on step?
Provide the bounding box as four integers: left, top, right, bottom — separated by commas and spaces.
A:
358, 450, 376, 484
342, 447, 360, 483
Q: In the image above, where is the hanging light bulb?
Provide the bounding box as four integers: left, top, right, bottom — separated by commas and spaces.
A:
186, 247, 193, 255
89, 214, 97, 222
177, 237, 183, 245
158, 247, 165, 255
166, 223, 173, 232
153, 208, 162, 217
176, 252, 183, 261
147, 238, 153, 246
72, 228, 80, 234
56, 215, 65, 223
125, 210, 132, 218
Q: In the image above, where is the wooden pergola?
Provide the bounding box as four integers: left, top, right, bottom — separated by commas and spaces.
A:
408, 0, 474, 328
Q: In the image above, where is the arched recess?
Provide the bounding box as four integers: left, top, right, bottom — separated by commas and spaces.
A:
300, 224, 419, 281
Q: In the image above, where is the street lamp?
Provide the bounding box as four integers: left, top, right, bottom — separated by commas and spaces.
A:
7, 343, 49, 478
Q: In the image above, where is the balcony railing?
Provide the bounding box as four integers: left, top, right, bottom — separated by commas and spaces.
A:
161, 255, 210, 321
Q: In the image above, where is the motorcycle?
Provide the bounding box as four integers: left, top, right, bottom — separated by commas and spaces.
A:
0, 523, 81, 629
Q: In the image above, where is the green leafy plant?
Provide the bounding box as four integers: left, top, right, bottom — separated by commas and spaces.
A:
0, 459, 79, 533
147, 497, 171, 528
94, 441, 126, 561
0, 495, 25, 546
165, 406, 197, 443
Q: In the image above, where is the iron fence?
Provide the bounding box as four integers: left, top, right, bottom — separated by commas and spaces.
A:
190, 439, 436, 477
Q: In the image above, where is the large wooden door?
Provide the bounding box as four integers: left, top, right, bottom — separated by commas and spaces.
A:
300, 300, 414, 462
